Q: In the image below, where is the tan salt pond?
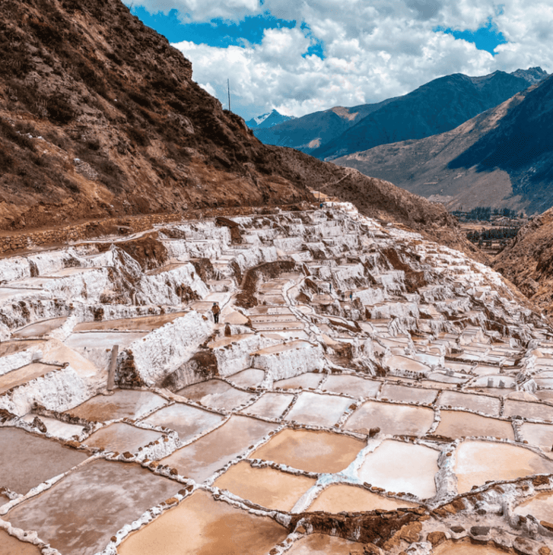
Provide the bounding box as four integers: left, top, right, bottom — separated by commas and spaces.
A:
21, 414, 84, 440
12, 317, 67, 339
274, 372, 323, 390
345, 401, 435, 437
380, 383, 438, 404
213, 461, 316, 511
308, 483, 418, 513
252, 428, 365, 474
140, 403, 224, 442
227, 368, 265, 388
357, 440, 440, 499
0, 530, 42, 554
286, 533, 368, 554
65, 389, 167, 421
74, 312, 188, 332
437, 391, 501, 417
177, 379, 256, 410
285, 392, 351, 427
6, 459, 177, 555
160, 415, 275, 482
435, 411, 514, 440
503, 399, 553, 422
433, 541, 509, 554
242, 392, 294, 419
454, 440, 553, 494
0, 362, 61, 395
118, 489, 288, 555
320, 374, 381, 398
519, 422, 553, 454
0, 427, 88, 495
514, 491, 553, 522
0, 339, 44, 357
82, 423, 162, 454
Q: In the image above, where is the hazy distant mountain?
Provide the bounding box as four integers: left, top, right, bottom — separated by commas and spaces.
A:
254, 68, 547, 160
314, 68, 548, 160
335, 75, 553, 214
246, 109, 294, 130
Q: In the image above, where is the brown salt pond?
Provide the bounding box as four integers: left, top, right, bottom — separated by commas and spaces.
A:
433, 541, 509, 554
82, 423, 162, 454
437, 391, 501, 417
285, 392, 351, 427
252, 428, 365, 474
435, 411, 515, 440
454, 440, 553, 494
160, 415, 275, 482
503, 399, 553, 422
0, 530, 42, 555
65, 389, 167, 421
140, 403, 224, 442
242, 392, 294, 419
519, 422, 553, 454
0, 339, 44, 357
227, 368, 265, 388
274, 372, 323, 390
6, 459, 177, 555
307, 483, 418, 513
213, 461, 316, 511
0, 427, 88, 495
357, 440, 440, 499
176, 379, 256, 411
345, 401, 435, 437
320, 374, 381, 399
514, 491, 553, 522
286, 533, 367, 554
118, 489, 288, 555
0, 363, 61, 395
12, 317, 67, 339
380, 383, 438, 404
74, 312, 188, 332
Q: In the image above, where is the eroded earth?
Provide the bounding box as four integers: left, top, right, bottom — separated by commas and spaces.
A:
1, 200, 553, 554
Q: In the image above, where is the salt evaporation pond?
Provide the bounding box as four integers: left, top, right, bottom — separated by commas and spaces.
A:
213, 460, 316, 511
285, 392, 351, 427
0, 530, 41, 554
177, 379, 256, 411
82, 422, 162, 454
435, 411, 515, 440
0, 362, 61, 395
242, 392, 294, 419
118, 490, 288, 555
357, 440, 440, 499
160, 415, 275, 482
380, 383, 438, 404
66, 389, 167, 421
308, 483, 418, 513
12, 316, 67, 338
345, 401, 435, 437
140, 402, 224, 442
320, 374, 381, 398
252, 428, 365, 473
434, 542, 509, 554
74, 312, 188, 332
6, 459, 177, 555
454, 441, 553, 493
514, 491, 553, 522
437, 391, 501, 417
227, 368, 265, 388
503, 399, 553, 421
274, 372, 323, 390
286, 534, 367, 554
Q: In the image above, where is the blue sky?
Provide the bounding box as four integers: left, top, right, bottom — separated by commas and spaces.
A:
125, 1, 552, 120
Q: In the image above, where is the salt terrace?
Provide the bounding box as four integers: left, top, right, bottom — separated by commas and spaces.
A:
1, 200, 553, 554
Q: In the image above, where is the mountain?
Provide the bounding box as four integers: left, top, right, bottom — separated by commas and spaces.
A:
313, 68, 548, 160
246, 109, 294, 130
254, 69, 547, 160
335, 75, 553, 214
0, 0, 467, 250
254, 100, 396, 155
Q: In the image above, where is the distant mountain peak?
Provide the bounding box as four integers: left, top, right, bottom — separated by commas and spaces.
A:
246, 109, 294, 130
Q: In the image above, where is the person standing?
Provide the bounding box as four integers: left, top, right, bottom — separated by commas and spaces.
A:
212, 302, 220, 324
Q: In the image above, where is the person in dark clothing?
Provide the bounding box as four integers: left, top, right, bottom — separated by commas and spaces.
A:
212, 302, 220, 324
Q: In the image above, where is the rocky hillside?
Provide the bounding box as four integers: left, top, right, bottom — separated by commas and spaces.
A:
336, 75, 553, 214
0, 0, 472, 255
494, 207, 553, 314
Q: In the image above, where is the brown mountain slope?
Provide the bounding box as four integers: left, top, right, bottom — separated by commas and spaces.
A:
494, 208, 553, 314
0, 0, 471, 256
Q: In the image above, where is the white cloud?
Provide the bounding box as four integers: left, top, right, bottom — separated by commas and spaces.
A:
140, 0, 553, 119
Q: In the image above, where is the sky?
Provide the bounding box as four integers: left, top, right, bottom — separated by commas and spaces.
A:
125, 0, 553, 121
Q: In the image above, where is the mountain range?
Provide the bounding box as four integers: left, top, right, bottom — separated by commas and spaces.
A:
255, 68, 547, 159
246, 109, 294, 130
335, 74, 553, 214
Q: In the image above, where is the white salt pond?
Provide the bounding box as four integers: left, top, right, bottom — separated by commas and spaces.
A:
242, 392, 294, 420
285, 391, 351, 427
